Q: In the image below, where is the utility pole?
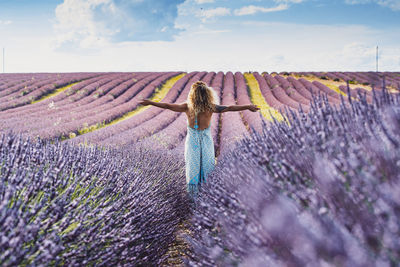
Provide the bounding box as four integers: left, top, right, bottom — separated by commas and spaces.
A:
2, 47, 4, 73
376, 46, 378, 72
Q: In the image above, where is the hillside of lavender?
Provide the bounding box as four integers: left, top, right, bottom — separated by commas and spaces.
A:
184, 87, 400, 266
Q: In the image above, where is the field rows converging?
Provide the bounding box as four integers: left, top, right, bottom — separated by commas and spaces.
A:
0, 71, 399, 153
0, 73, 128, 120
68, 71, 184, 138
291, 71, 400, 95
30, 81, 81, 104
1, 70, 400, 266
0, 73, 101, 111
68, 72, 195, 147
244, 72, 285, 122
107, 73, 186, 127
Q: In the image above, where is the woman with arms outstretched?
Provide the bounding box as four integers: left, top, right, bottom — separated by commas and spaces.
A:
138, 81, 259, 201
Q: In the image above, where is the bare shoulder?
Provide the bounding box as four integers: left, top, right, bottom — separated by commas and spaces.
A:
180, 102, 188, 110
175, 102, 188, 112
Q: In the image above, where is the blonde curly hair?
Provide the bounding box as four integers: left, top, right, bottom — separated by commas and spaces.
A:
187, 81, 219, 116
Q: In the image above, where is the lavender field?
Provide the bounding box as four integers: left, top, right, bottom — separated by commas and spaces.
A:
1, 71, 400, 266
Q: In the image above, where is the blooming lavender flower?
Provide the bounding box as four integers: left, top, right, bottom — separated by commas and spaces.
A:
0, 132, 190, 266
184, 83, 400, 266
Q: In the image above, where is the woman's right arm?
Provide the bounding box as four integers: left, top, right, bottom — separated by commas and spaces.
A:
138, 99, 187, 112
215, 104, 259, 113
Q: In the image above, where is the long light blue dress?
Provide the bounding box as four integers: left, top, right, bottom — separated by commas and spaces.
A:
185, 111, 215, 200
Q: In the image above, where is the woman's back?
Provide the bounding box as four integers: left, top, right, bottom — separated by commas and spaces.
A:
185, 105, 213, 130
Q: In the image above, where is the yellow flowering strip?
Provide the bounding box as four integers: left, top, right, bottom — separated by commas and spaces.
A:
107, 73, 186, 126
293, 74, 366, 103
31, 82, 80, 104
243, 72, 285, 122
293, 74, 348, 96
71, 73, 186, 138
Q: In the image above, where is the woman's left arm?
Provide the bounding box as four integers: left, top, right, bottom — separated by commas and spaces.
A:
139, 99, 187, 112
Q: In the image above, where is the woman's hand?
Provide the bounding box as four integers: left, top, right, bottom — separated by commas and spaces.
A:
138, 99, 152, 106
248, 104, 260, 112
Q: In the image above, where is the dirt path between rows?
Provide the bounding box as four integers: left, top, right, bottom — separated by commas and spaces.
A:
162, 218, 193, 266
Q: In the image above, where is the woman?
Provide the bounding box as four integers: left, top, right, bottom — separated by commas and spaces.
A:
138, 81, 260, 200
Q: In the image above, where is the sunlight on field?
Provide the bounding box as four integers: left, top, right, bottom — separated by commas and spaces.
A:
288, 73, 365, 101
244, 73, 285, 122
108, 72, 186, 126
290, 73, 398, 95
288, 73, 349, 95
75, 73, 186, 136
31, 82, 80, 104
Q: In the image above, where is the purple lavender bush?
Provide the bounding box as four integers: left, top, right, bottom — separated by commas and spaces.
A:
0, 132, 190, 266
183, 86, 400, 266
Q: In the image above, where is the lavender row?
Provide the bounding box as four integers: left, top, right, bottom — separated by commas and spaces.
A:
0, 73, 128, 119
209, 72, 224, 150
218, 72, 249, 154
0, 73, 139, 133
183, 83, 400, 266
234, 72, 264, 133
0, 72, 99, 101
0, 74, 135, 136
0, 131, 190, 266
290, 71, 400, 90
338, 84, 374, 103
255, 72, 296, 112
70, 72, 197, 145
0, 73, 99, 111
0, 73, 44, 90
264, 73, 307, 112
286, 76, 314, 101
0, 73, 158, 139
33, 72, 171, 139
0, 74, 44, 93
297, 77, 342, 105
0, 73, 74, 95
274, 74, 311, 107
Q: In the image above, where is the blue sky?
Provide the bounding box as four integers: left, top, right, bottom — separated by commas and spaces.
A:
0, 0, 399, 72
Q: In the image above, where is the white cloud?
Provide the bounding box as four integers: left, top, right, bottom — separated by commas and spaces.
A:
198, 7, 231, 22
345, 0, 400, 11
323, 42, 400, 71
53, 0, 113, 49
234, 4, 288, 15
233, 0, 304, 16
345, 0, 369, 3
374, 0, 400, 10
334, 42, 377, 66
275, 0, 304, 3
194, 29, 231, 34
2, 8, 399, 73
53, 0, 185, 50
195, 0, 215, 3
252, 0, 304, 2
0, 20, 12, 25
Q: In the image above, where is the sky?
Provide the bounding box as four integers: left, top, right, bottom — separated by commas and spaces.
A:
0, 0, 399, 73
